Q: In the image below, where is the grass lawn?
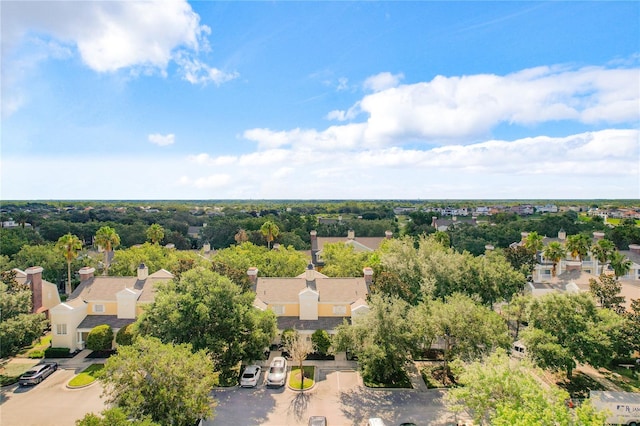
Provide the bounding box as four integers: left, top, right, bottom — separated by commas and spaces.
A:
289, 366, 315, 390
0, 360, 40, 386
68, 364, 104, 387
16, 334, 52, 359
600, 367, 640, 392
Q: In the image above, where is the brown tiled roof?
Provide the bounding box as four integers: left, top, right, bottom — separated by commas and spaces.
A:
255, 276, 368, 305
69, 269, 173, 303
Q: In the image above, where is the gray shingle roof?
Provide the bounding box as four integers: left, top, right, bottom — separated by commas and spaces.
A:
276, 316, 350, 331
77, 315, 135, 330
255, 276, 368, 305
69, 270, 173, 303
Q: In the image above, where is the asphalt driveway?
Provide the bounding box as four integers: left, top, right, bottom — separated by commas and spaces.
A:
0, 367, 105, 426
208, 369, 465, 426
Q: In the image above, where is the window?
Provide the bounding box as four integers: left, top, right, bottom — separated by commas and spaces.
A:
333, 305, 347, 315
543, 269, 551, 275
56, 324, 67, 335
93, 304, 104, 313
271, 305, 285, 315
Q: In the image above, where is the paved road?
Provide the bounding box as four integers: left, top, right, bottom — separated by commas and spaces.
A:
208, 369, 466, 426
0, 367, 105, 426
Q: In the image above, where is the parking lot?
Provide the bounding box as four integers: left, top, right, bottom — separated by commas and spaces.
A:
0, 367, 105, 426
1, 364, 465, 426
209, 368, 463, 426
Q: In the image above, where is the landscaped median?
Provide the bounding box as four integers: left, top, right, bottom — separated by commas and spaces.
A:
67, 364, 104, 388
288, 366, 315, 390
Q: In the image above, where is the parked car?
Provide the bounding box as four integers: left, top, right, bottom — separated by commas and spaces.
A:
240, 365, 261, 388
18, 362, 58, 386
266, 356, 287, 387
308, 415, 327, 426
367, 419, 386, 426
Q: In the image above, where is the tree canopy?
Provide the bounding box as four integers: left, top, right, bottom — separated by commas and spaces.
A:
101, 336, 217, 426
136, 268, 277, 384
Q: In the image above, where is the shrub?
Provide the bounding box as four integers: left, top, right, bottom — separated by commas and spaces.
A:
45, 347, 71, 358
311, 329, 331, 355
281, 328, 296, 348
115, 323, 135, 346
27, 350, 44, 359
86, 325, 114, 352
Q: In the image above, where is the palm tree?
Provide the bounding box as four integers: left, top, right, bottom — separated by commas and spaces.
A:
260, 221, 279, 249
56, 233, 83, 295
609, 251, 632, 280
146, 223, 165, 245
565, 234, 591, 261
543, 241, 567, 277
95, 226, 120, 275
523, 231, 544, 253
591, 239, 615, 274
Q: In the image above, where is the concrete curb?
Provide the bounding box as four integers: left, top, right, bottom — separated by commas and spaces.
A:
287, 366, 317, 392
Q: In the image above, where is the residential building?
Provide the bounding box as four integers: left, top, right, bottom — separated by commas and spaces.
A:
49, 264, 174, 351
14, 266, 61, 317
250, 264, 372, 340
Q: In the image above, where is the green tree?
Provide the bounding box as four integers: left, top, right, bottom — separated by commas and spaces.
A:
145, 224, 165, 245
101, 336, 217, 426
56, 233, 83, 295
543, 241, 567, 277
311, 329, 331, 355
591, 239, 615, 274
609, 251, 632, 279
260, 220, 279, 249
427, 293, 510, 382
504, 245, 537, 276
320, 242, 371, 277
446, 349, 606, 426
86, 324, 114, 352
523, 231, 544, 253
502, 293, 531, 339
334, 295, 413, 385
566, 233, 591, 261
137, 268, 276, 383
522, 292, 625, 378
76, 407, 158, 426
370, 271, 416, 305
589, 273, 626, 313
0, 271, 47, 357
94, 226, 120, 275
283, 330, 315, 390
10, 243, 67, 285
212, 242, 307, 277
470, 250, 526, 307
115, 323, 135, 346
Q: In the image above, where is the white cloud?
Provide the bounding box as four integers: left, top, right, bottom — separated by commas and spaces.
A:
148, 133, 175, 146
363, 72, 404, 92
2, 129, 637, 199
247, 64, 640, 149
2, 0, 236, 90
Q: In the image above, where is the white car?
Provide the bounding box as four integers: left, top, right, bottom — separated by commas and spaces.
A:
266, 356, 287, 387
240, 365, 261, 387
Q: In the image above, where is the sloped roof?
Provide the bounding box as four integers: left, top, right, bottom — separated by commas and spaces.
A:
255, 276, 368, 305
77, 315, 135, 330
316, 236, 385, 252
69, 269, 174, 303
276, 316, 349, 331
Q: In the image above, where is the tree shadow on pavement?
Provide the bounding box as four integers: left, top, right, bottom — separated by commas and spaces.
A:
288, 391, 311, 422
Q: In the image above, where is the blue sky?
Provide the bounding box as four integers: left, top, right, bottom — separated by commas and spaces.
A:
1, 1, 639, 200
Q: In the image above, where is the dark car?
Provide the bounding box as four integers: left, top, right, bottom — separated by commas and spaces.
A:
19, 362, 58, 386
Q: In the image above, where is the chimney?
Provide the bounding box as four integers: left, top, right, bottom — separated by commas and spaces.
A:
25, 266, 43, 314
558, 229, 566, 240
247, 267, 259, 287
385, 230, 393, 239
310, 230, 318, 250
203, 242, 211, 253
485, 244, 495, 252
592, 231, 605, 240
347, 229, 355, 240
363, 267, 373, 290
78, 267, 95, 281
137, 263, 148, 280
629, 244, 640, 255
431, 216, 438, 228
305, 263, 315, 282
521, 232, 529, 242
